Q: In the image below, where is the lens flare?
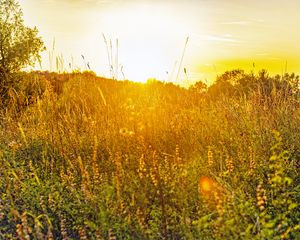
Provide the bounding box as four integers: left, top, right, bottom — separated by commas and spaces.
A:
198, 176, 214, 194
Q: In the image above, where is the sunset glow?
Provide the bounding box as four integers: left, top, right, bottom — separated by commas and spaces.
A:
19, 0, 300, 85
2, 1, 300, 237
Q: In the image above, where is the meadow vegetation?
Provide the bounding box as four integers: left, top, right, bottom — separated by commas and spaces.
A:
0, 69, 299, 239
1, 1, 299, 239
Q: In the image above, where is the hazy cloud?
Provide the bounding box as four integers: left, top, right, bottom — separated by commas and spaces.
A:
220, 21, 250, 25
203, 35, 240, 43
42, 0, 114, 7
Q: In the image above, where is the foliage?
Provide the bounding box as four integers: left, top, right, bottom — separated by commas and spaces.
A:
0, 70, 299, 239
189, 80, 207, 94
0, 0, 45, 101
206, 69, 300, 102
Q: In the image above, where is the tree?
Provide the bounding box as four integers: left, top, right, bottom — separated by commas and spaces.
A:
189, 80, 207, 94
0, 0, 45, 92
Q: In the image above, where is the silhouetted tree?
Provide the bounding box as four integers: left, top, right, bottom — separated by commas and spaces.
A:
189, 80, 207, 94
207, 69, 300, 101
207, 70, 244, 98
0, 0, 45, 98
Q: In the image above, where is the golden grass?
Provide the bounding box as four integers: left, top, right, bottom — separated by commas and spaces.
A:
0, 70, 299, 239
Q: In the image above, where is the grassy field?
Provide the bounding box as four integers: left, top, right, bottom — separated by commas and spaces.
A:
0, 70, 299, 239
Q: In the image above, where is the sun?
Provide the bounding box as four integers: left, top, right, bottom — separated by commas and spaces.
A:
20, 0, 210, 84
95, 3, 194, 83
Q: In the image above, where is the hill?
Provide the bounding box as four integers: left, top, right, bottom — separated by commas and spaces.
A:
0, 70, 299, 239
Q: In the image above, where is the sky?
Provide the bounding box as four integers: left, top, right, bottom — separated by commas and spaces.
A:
19, 0, 300, 85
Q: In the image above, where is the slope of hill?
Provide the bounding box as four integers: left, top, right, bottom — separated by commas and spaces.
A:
0, 70, 299, 239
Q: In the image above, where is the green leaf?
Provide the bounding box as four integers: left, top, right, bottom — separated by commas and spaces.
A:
288, 203, 297, 211
284, 177, 293, 185
264, 221, 275, 229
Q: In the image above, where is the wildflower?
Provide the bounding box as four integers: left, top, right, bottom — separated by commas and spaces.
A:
207, 146, 214, 167
119, 128, 128, 136
128, 131, 135, 136
108, 229, 116, 240
256, 183, 267, 211
199, 176, 227, 215
225, 155, 234, 173
8, 140, 18, 148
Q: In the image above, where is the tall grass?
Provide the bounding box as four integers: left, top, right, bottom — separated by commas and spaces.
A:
0, 70, 299, 239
